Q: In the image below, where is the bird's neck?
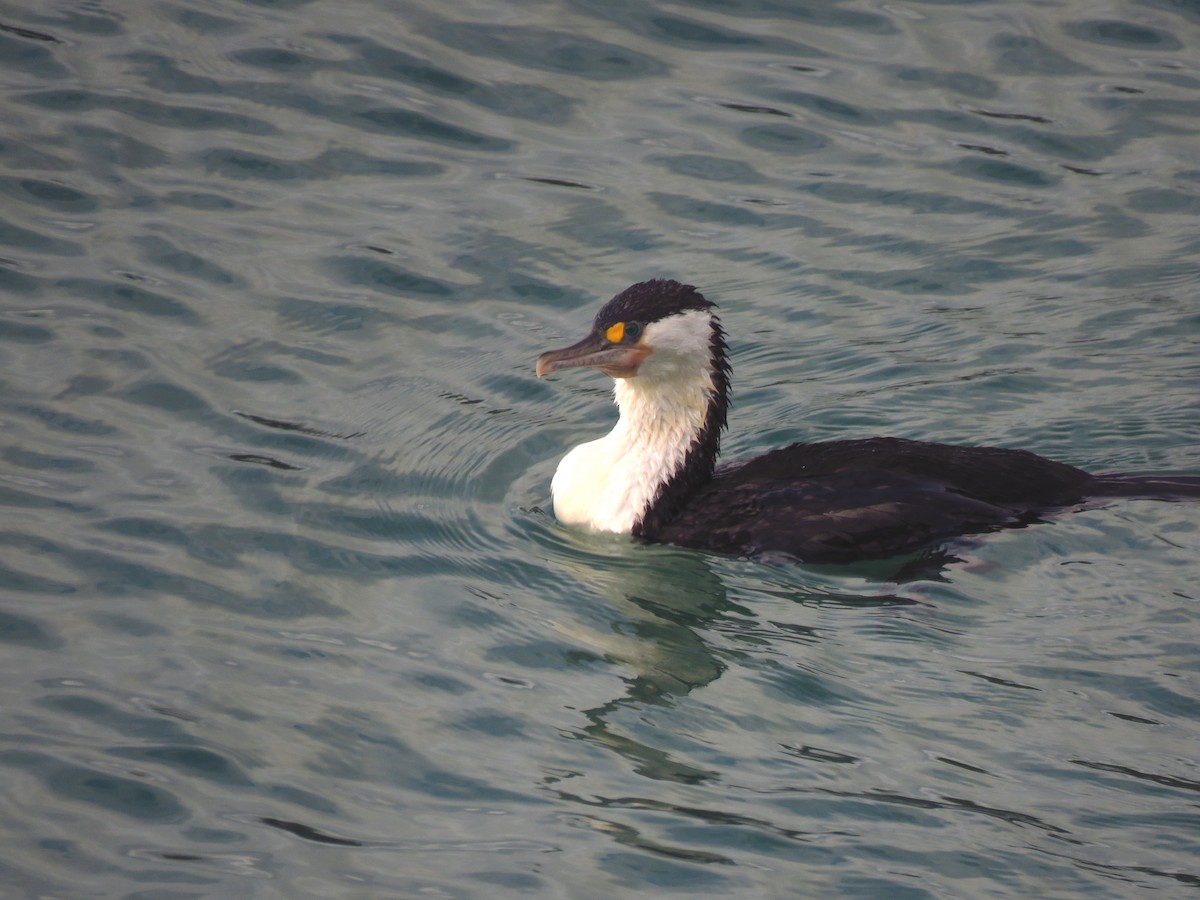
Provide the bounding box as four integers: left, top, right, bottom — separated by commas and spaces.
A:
551, 332, 729, 535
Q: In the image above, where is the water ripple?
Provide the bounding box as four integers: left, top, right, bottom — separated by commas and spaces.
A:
0, 0, 1197, 896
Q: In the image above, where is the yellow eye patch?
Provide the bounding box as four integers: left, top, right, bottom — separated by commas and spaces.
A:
605, 322, 625, 343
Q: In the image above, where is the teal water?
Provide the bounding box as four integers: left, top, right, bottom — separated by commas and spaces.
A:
2, 0, 1199, 896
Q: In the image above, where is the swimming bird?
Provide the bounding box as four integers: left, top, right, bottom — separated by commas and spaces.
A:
536, 279, 1200, 564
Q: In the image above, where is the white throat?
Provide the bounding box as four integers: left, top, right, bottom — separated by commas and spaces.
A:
550, 310, 716, 534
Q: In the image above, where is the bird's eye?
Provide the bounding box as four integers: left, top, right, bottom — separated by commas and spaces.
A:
605, 321, 642, 343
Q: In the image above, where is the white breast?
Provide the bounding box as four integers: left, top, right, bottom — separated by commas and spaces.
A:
551, 310, 715, 533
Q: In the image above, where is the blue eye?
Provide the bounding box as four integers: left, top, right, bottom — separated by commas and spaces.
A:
624, 321, 642, 340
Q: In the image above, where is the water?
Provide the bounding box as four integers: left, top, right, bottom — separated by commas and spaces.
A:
1, 0, 1198, 896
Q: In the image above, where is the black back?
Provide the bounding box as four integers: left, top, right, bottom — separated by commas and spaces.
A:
647, 437, 1098, 563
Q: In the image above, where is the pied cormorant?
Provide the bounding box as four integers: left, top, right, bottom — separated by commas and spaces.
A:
536, 279, 1200, 563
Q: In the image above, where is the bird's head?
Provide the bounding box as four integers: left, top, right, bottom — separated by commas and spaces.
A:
536, 280, 721, 382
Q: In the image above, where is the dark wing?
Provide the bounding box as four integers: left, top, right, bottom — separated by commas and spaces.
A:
651, 469, 1023, 563
727, 437, 1094, 507
646, 437, 1096, 563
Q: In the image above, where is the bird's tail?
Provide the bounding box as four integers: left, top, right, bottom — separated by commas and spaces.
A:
1089, 473, 1200, 501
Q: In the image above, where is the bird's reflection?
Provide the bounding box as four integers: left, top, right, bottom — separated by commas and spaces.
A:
539, 530, 926, 790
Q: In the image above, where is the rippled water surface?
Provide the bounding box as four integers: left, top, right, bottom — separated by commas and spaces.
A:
2, 0, 1199, 896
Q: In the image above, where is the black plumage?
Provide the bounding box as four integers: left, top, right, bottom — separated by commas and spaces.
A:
652, 437, 1089, 562
540, 280, 1200, 564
